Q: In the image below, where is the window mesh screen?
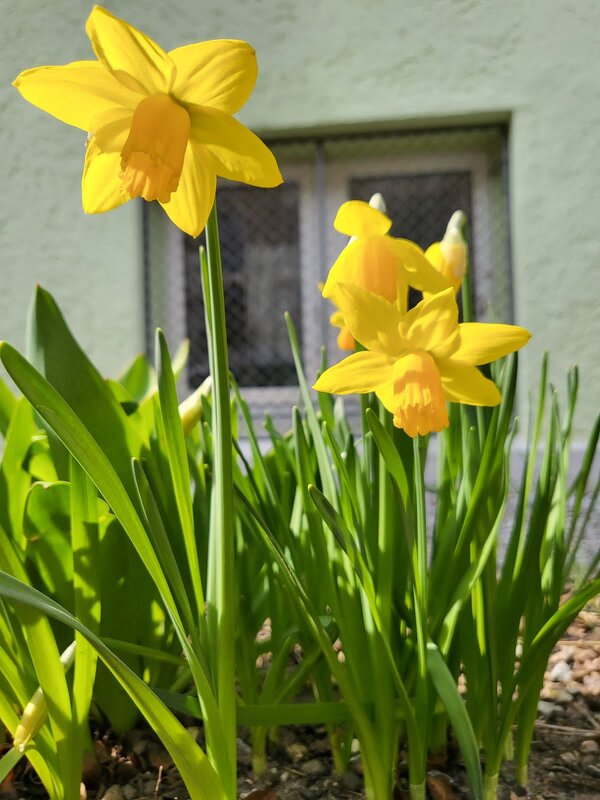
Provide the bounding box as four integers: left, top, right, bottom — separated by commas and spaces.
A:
185, 182, 302, 388
144, 125, 510, 425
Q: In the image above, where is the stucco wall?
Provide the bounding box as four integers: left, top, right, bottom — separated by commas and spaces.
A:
1, 0, 598, 434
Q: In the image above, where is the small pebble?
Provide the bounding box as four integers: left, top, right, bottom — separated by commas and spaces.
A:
559, 750, 579, 767
100, 787, 124, 800
286, 742, 309, 763
340, 771, 362, 791
554, 688, 574, 703
299, 758, 326, 777
550, 660, 573, 683
236, 737, 253, 766
581, 739, 600, 754
537, 700, 558, 717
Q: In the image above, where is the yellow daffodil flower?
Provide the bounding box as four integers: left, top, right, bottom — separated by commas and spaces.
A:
425, 210, 468, 292
321, 200, 451, 310
313, 285, 531, 438
330, 308, 355, 352
319, 280, 355, 351
13, 6, 282, 237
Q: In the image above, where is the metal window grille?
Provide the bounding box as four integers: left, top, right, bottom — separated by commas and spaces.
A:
144, 125, 510, 428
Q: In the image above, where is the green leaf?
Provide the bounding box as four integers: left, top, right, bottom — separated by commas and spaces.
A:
427, 643, 484, 800
0, 747, 23, 784
0, 398, 37, 547
118, 354, 154, 402
25, 285, 142, 491
0, 341, 180, 627
155, 330, 204, 622
0, 375, 16, 438
24, 482, 72, 607
70, 458, 100, 769
366, 408, 409, 508
0, 571, 226, 800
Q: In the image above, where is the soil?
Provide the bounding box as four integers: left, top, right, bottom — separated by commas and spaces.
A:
1, 603, 599, 800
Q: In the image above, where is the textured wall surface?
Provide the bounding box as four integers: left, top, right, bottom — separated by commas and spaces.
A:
1, 0, 599, 433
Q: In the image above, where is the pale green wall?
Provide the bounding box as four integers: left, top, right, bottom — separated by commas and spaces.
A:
1, 1, 599, 433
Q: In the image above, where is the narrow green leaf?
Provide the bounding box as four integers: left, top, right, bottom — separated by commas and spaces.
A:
366, 408, 409, 508
0, 341, 182, 630
427, 643, 484, 800
25, 285, 143, 489
0, 375, 16, 438
0, 747, 23, 784
0, 571, 226, 800
70, 458, 100, 781
156, 330, 204, 621
131, 458, 197, 636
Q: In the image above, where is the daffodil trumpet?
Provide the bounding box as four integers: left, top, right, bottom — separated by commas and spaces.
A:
314, 284, 531, 438
13, 5, 282, 237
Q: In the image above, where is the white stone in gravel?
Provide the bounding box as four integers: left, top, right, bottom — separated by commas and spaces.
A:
554, 688, 574, 703
550, 660, 573, 682
537, 700, 558, 717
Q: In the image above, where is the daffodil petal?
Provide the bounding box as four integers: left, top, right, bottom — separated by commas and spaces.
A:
13, 61, 141, 131
189, 107, 282, 188
375, 381, 398, 414
160, 141, 216, 237
387, 238, 451, 294
337, 327, 355, 352
91, 113, 131, 152
313, 351, 392, 395
424, 242, 444, 271
170, 40, 257, 113
86, 6, 174, 95
82, 122, 132, 214
334, 200, 392, 238
333, 283, 405, 355
437, 359, 501, 406
322, 237, 399, 303
402, 287, 458, 353
452, 323, 532, 366
322, 245, 351, 298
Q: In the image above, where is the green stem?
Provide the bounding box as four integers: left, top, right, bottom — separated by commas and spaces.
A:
483, 772, 498, 800
201, 204, 236, 799
361, 758, 394, 800
515, 762, 527, 787
409, 782, 426, 800
429, 710, 448, 757
460, 218, 475, 324
412, 438, 429, 735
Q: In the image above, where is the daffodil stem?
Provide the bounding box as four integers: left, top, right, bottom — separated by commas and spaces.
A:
202, 203, 236, 799
412, 437, 429, 753
460, 218, 475, 323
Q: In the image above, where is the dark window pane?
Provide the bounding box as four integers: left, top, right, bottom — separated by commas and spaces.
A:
185, 182, 302, 388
